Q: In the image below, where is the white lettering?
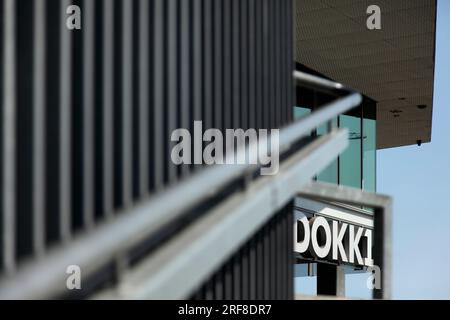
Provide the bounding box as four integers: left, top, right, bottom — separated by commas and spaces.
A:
294, 215, 373, 267
310, 217, 332, 259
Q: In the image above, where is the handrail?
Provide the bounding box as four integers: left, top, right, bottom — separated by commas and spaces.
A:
293, 70, 346, 91
292, 70, 357, 94
0, 71, 362, 299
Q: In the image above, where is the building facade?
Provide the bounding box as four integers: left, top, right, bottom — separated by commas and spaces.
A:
0, 0, 436, 299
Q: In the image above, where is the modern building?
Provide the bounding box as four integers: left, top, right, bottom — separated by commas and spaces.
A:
0, 0, 436, 299
293, 0, 436, 298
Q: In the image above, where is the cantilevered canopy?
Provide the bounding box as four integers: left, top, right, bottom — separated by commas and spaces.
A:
295, 0, 436, 149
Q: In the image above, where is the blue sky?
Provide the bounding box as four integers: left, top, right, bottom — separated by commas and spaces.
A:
296, 0, 450, 299
377, 0, 450, 299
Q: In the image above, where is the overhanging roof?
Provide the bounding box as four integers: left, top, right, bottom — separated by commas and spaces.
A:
295, 0, 437, 149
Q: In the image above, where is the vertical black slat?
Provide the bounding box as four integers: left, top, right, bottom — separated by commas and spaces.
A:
16, 0, 34, 259
254, 0, 263, 130
224, 260, 233, 299
275, 0, 282, 128
71, 0, 83, 231
240, 0, 248, 129
283, 207, 289, 300
122, 0, 133, 207
113, 0, 123, 208
32, 0, 46, 256
222, 0, 231, 134
132, 0, 142, 200
249, 236, 257, 300
213, 0, 222, 132
201, 277, 212, 300
287, 203, 294, 299
276, 211, 283, 299
0, 0, 3, 268
283, 0, 290, 124
241, 240, 249, 300
214, 268, 224, 300
180, 0, 191, 177
167, 0, 178, 183
274, 0, 281, 128
274, 212, 279, 299
59, 0, 72, 241
93, 0, 103, 220
278, 0, 285, 125
131, 0, 140, 199
247, 0, 256, 129
269, 217, 276, 299
287, 206, 293, 299
280, 207, 288, 299
272, 0, 278, 127
153, 0, 164, 190
82, 0, 95, 229
232, 251, 241, 299
147, 0, 155, 191
45, 0, 60, 243
192, 0, 203, 167
286, 0, 293, 124
231, 0, 240, 129
262, 0, 270, 129
256, 228, 264, 299
103, 0, 114, 217
1, 0, 16, 272
138, 0, 150, 196
285, 0, 292, 125
263, 223, 270, 299
203, 0, 213, 132
278, 208, 287, 300
280, 0, 287, 126
268, 0, 275, 129
205, 277, 215, 300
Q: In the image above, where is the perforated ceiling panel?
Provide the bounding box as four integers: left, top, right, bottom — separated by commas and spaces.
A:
295, 0, 436, 149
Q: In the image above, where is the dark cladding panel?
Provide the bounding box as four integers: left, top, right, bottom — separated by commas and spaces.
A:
1, 0, 17, 273
0, 0, 294, 298
152, 0, 165, 190
191, 205, 294, 300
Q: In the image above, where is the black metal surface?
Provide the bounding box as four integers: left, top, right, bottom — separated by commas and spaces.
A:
191, 205, 294, 300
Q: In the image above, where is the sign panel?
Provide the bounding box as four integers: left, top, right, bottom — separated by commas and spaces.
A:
294, 198, 374, 268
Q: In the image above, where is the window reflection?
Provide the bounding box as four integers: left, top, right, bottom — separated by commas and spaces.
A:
317, 118, 338, 184
339, 114, 362, 189
293, 106, 311, 120
363, 118, 376, 192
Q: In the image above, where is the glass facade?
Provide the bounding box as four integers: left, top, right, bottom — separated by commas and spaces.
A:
363, 118, 376, 192
339, 114, 362, 189
317, 118, 338, 184
293, 107, 311, 120
294, 77, 377, 193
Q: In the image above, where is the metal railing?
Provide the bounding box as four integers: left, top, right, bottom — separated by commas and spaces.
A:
0, 70, 364, 299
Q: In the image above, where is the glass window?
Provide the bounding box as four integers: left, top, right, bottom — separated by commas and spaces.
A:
363, 118, 376, 192
339, 115, 362, 189
295, 76, 376, 192
293, 106, 311, 120
317, 118, 338, 184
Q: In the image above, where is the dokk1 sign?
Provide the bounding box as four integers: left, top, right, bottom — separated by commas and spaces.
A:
294, 212, 374, 267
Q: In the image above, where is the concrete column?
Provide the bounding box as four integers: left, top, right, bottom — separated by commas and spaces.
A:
317, 264, 345, 297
